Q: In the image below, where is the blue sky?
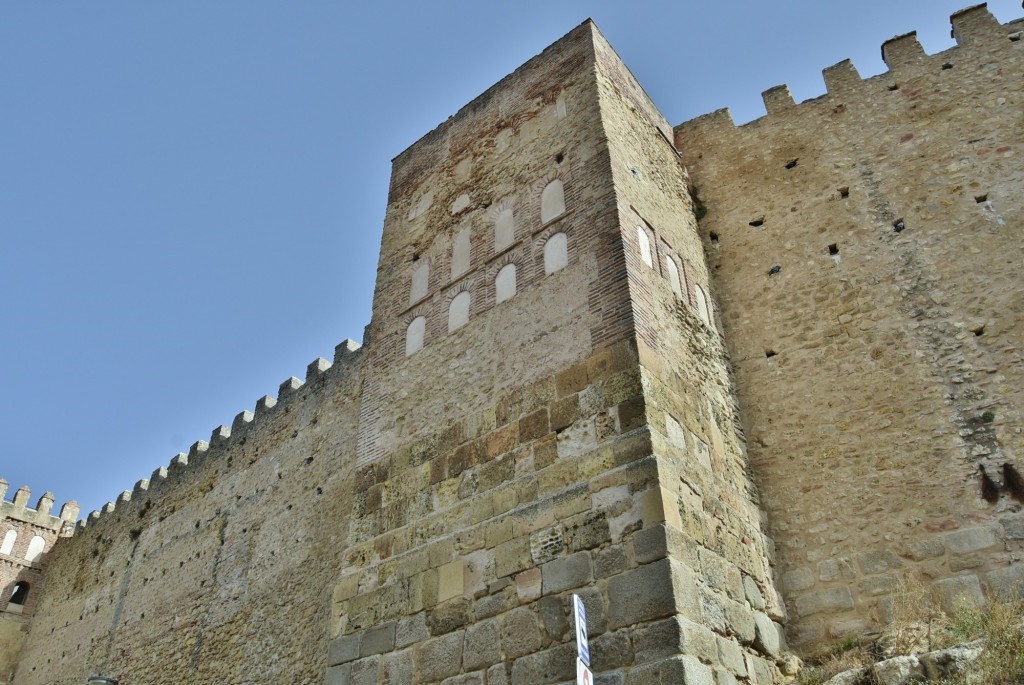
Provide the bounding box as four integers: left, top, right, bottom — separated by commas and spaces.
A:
2, 1, 1021, 517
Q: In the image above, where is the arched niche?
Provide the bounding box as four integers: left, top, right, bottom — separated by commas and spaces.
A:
540, 180, 565, 224
411, 258, 429, 304
0, 530, 15, 556
695, 284, 712, 327
494, 208, 515, 252
451, 229, 471, 279
636, 226, 653, 268
664, 255, 683, 300
405, 317, 426, 356
544, 233, 568, 275
448, 292, 471, 332
25, 535, 45, 563
495, 264, 516, 304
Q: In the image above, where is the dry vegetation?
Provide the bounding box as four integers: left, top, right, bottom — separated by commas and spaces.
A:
793, 575, 1024, 685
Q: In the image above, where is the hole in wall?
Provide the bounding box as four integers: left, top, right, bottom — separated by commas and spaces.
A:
893, 218, 905, 233
888, 84, 899, 91
838, 187, 850, 199
942, 62, 954, 70
1010, 32, 1021, 42
412, 253, 420, 262
765, 350, 777, 359
971, 324, 986, 337
709, 231, 719, 246
749, 217, 765, 227
828, 244, 839, 256
785, 159, 798, 169
555, 152, 565, 164
767, 265, 781, 276
975, 194, 988, 203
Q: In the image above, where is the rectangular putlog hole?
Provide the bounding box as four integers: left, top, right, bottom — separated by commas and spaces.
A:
975, 194, 988, 203
828, 244, 839, 256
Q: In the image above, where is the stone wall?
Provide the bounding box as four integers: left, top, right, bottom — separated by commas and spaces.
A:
675, 5, 1024, 649
0, 483, 77, 683
11, 342, 363, 685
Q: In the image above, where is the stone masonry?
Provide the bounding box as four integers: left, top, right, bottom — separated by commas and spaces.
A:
5, 5, 1024, 685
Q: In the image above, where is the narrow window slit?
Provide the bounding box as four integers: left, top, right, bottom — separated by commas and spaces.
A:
749, 217, 765, 227
767, 265, 781, 276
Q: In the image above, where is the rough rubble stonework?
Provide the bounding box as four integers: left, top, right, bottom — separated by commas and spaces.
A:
1, 5, 1022, 684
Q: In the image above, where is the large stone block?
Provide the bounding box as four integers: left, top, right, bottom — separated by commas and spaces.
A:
541, 551, 593, 594
608, 558, 694, 629
625, 656, 714, 685
463, 617, 501, 672
501, 606, 543, 659
417, 630, 465, 682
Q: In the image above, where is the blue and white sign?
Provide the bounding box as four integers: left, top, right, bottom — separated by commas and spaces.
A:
572, 593, 590, 667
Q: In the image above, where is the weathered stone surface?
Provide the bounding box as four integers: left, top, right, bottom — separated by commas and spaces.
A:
632, 616, 717, 665
823, 669, 869, 685
541, 551, 593, 594
501, 607, 543, 659
381, 649, 415, 684
510, 643, 575, 685
752, 612, 783, 657
625, 656, 714, 685
349, 655, 380, 685
986, 563, 1024, 600
742, 575, 765, 611
715, 636, 747, 677
873, 655, 925, 685
592, 630, 634, 670
795, 586, 855, 617
934, 574, 985, 613
418, 631, 465, 682
361, 621, 396, 656
943, 527, 999, 554
607, 559, 681, 629
463, 618, 501, 672
329, 633, 361, 666
326, 664, 351, 685
396, 612, 430, 649
919, 642, 983, 681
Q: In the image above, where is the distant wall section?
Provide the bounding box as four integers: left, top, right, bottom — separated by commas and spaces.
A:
675, 6, 1024, 648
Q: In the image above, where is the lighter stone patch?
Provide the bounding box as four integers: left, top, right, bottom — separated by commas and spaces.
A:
451, 193, 471, 215
408, 190, 433, 220
0, 530, 15, 556
555, 92, 567, 119
540, 179, 565, 223
406, 317, 425, 356
448, 292, 470, 332
544, 232, 568, 274
411, 259, 429, 304
636, 226, 653, 268
695, 283, 711, 326
451, 228, 471, 279
665, 254, 683, 299
495, 264, 516, 304
494, 207, 514, 251
25, 535, 45, 563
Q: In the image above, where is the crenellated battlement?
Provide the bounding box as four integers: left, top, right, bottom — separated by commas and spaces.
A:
73, 338, 364, 532
674, 4, 1021, 143
0, 480, 78, 533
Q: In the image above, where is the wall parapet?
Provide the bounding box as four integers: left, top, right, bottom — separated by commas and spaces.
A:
73, 338, 364, 533
674, 4, 1021, 143
0, 480, 78, 534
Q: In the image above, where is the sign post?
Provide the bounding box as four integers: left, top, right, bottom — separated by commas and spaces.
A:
572, 594, 592, 685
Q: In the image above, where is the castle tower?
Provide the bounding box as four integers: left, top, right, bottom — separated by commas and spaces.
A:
0, 481, 77, 683
329, 21, 787, 684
